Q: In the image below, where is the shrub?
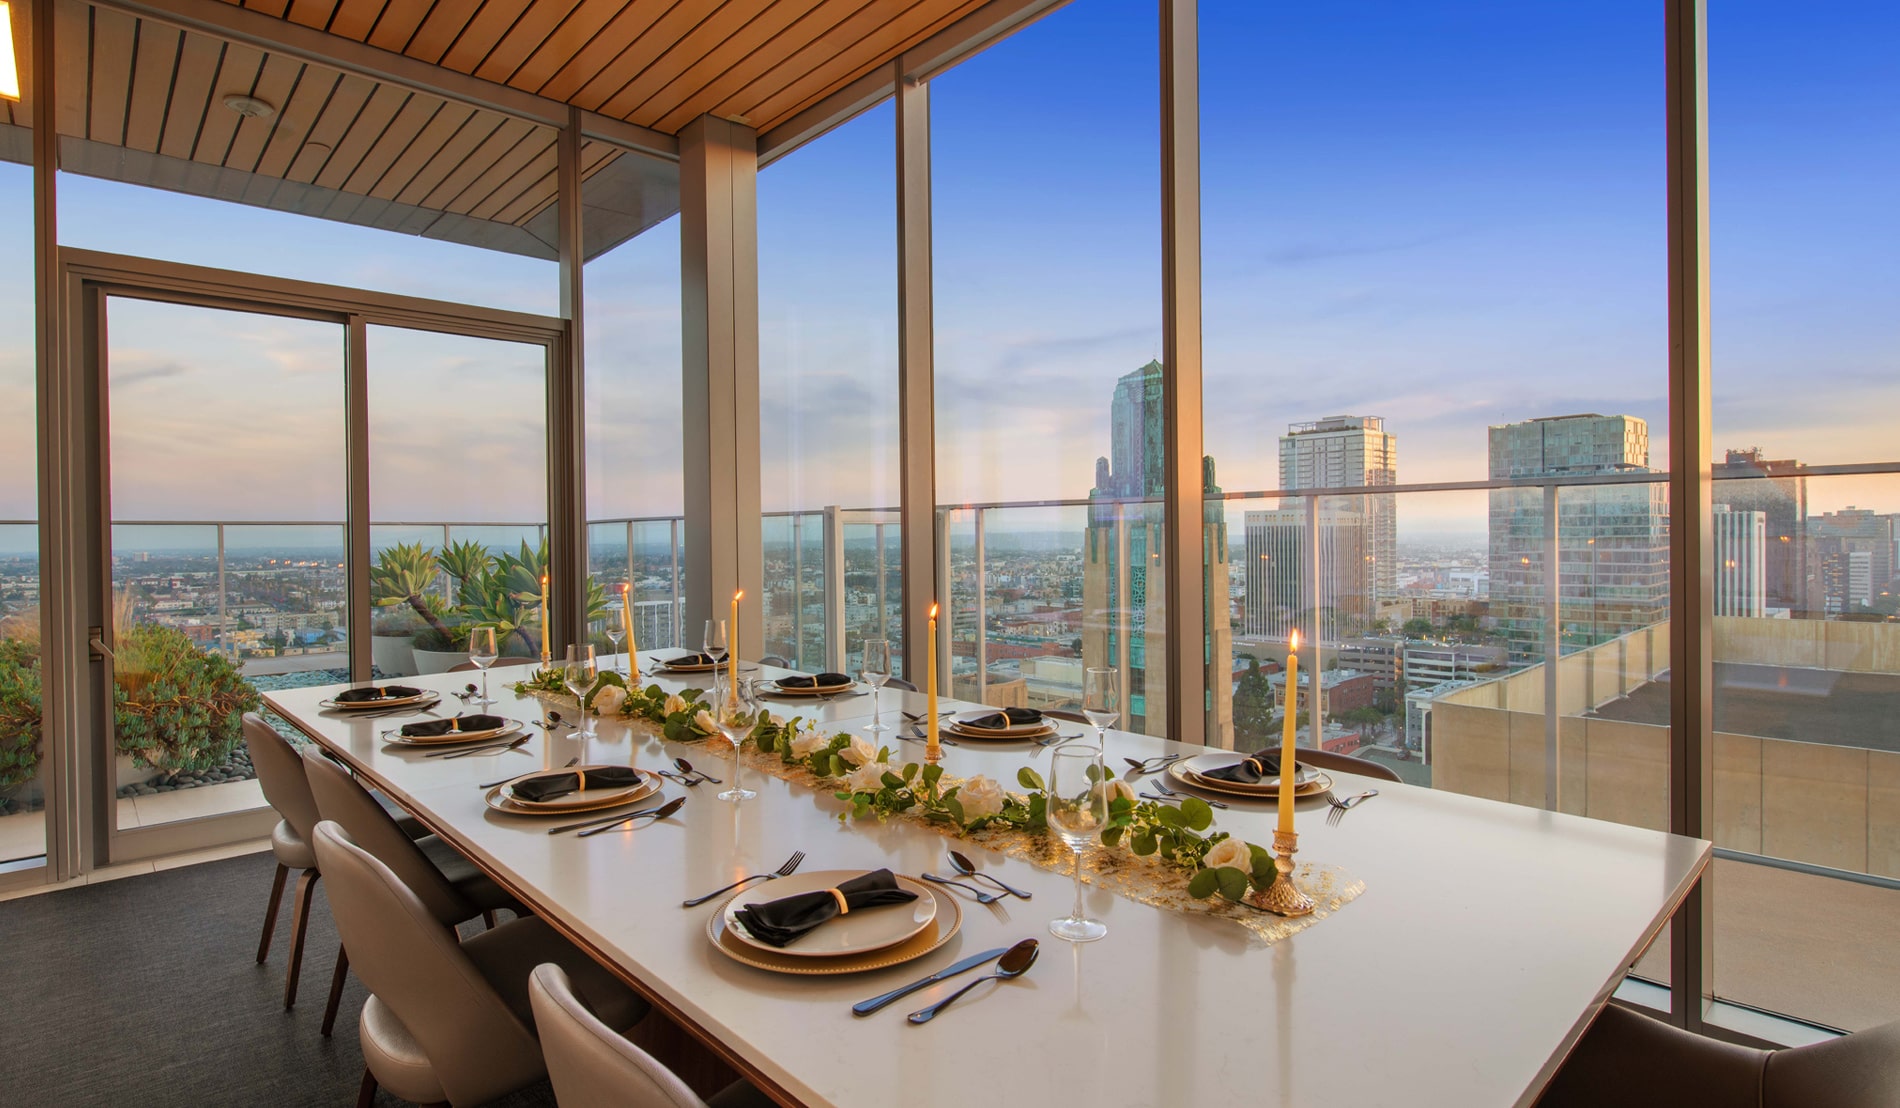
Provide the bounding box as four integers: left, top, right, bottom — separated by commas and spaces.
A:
112, 624, 261, 773
411, 623, 470, 652
0, 638, 41, 793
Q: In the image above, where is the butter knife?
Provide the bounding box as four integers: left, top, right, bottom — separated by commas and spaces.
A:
851, 947, 1009, 1016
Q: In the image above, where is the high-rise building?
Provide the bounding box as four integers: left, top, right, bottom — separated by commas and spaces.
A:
1810, 507, 1895, 614
1082, 360, 1233, 745
1279, 416, 1398, 602
1713, 448, 1809, 612
1713, 505, 1767, 618
1487, 414, 1669, 663
1242, 505, 1370, 646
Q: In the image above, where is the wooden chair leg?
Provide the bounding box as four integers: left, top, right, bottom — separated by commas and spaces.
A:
256, 862, 289, 964
354, 1068, 378, 1108
481, 909, 497, 930
321, 944, 348, 1037
283, 868, 320, 1010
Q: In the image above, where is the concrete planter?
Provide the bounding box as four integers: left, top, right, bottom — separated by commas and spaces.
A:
371, 634, 417, 678
413, 647, 470, 674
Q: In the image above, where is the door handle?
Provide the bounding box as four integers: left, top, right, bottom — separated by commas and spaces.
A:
89, 628, 115, 661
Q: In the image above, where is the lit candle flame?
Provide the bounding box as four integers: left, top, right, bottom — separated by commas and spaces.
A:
734, 589, 744, 601
620, 582, 629, 594
929, 602, 939, 620
1289, 629, 1301, 652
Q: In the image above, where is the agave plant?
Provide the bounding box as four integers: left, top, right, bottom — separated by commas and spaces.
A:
369, 541, 452, 639
437, 539, 496, 605
453, 539, 611, 657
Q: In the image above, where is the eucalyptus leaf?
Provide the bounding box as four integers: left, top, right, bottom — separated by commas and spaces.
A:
1131, 831, 1158, 856
1180, 796, 1214, 831
902, 762, 920, 782
942, 795, 965, 824
1017, 766, 1045, 791
1187, 867, 1221, 899
1154, 804, 1185, 829
1215, 866, 1252, 902
1101, 826, 1124, 848
1248, 843, 1277, 885
881, 770, 905, 789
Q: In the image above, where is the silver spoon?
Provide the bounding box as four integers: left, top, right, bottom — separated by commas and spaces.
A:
907, 939, 1039, 1024
674, 756, 720, 784
947, 850, 1032, 900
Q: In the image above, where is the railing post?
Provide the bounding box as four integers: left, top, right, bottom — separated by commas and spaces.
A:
1116, 510, 1132, 722
344, 316, 371, 682
670, 518, 682, 649
217, 524, 228, 660
824, 507, 846, 674
1304, 493, 1321, 750
974, 508, 987, 704
875, 521, 889, 645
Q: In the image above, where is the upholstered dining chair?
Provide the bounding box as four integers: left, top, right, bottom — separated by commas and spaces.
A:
449, 657, 541, 672
758, 654, 793, 668
1255, 745, 1403, 784
883, 677, 918, 693
312, 821, 649, 1108
1042, 708, 1087, 724
242, 713, 325, 1010
1538, 1003, 1900, 1107
530, 963, 772, 1108
302, 750, 526, 1036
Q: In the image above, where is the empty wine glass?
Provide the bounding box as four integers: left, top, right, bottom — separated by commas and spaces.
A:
714, 669, 758, 803
605, 607, 627, 677
468, 626, 499, 707
1083, 667, 1120, 749
1047, 743, 1109, 943
703, 618, 727, 664
564, 644, 598, 743
859, 639, 892, 735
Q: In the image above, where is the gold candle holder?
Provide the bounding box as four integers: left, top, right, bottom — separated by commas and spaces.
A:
924, 744, 943, 766
1259, 828, 1315, 917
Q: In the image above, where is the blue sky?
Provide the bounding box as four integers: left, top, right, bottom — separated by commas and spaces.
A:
2, 0, 1896, 539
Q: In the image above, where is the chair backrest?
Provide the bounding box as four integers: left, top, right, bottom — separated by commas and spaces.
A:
1042, 708, 1086, 724
758, 655, 792, 668
1764, 1018, 1900, 1108
450, 658, 540, 672
530, 963, 706, 1108
883, 677, 918, 693
313, 821, 544, 1107
242, 713, 321, 843
1260, 745, 1402, 784
301, 749, 475, 925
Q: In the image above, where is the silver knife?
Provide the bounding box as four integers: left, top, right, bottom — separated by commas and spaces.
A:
851, 947, 1009, 1016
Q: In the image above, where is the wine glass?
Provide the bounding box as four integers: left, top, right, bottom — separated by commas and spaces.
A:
859, 639, 892, 735
564, 644, 598, 744
1047, 743, 1109, 943
604, 607, 626, 677
1083, 667, 1120, 748
713, 669, 758, 803
467, 626, 499, 707
703, 618, 728, 665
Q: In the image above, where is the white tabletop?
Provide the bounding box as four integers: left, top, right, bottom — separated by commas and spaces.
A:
268, 661, 1708, 1108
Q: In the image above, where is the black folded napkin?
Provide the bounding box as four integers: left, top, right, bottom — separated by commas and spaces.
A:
1202, 749, 1308, 785
666, 653, 719, 667
959, 707, 1043, 731
336, 685, 424, 704
508, 765, 645, 803
777, 673, 852, 689
732, 869, 918, 948
399, 714, 507, 739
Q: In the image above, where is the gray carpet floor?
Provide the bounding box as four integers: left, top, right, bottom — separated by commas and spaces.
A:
0, 851, 558, 1107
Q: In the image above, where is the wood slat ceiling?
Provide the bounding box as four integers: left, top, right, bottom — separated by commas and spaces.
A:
220, 0, 991, 137
9, 0, 671, 260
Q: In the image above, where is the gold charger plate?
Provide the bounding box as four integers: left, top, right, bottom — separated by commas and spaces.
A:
321, 690, 439, 711
768, 681, 856, 697
706, 881, 962, 976
483, 771, 661, 816
385, 720, 522, 746
946, 719, 1058, 741
1167, 758, 1333, 800
500, 766, 659, 811
660, 660, 722, 673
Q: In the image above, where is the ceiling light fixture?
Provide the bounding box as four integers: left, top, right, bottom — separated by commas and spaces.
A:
0, 3, 21, 102
222, 92, 276, 119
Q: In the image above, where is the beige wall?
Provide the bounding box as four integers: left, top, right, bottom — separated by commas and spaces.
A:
1431, 616, 1900, 878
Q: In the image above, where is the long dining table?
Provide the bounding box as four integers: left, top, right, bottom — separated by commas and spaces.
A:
266, 657, 1709, 1108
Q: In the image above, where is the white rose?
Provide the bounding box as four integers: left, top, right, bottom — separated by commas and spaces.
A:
843, 760, 890, 793
1204, 838, 1253, 872
958, 775, 1006, 821
770, 713, 788, 727
789, 732, 829, 757
592, 686, 627, 715
1091, 779, 1138, 805
693, 709, 720, 735
663, 693, 688, 716
840, 736, 879, 767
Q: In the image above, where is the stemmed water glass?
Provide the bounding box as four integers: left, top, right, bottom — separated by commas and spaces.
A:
1047, 743, 1109, 943
703, 618, 728, 665
467, 626, 499, 708
564, 644, 598, 745
859, 639, 892, 735
1083, 667, 1120, 747
604, 608, 627, 677
713, 670, 759, 803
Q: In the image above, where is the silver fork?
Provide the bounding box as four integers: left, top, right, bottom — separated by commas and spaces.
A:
1326, 789, 1380, 826
1149, 777, 1229, 810
682, 850, 807, 907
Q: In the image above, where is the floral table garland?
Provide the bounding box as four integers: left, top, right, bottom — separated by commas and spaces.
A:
517, 669, 1365, 944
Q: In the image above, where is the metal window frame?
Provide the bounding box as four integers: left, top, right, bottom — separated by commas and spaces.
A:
896, 67, 937, 686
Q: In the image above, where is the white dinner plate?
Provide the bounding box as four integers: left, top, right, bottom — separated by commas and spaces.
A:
948, 710, 1053, 738
1170, 754, 1331, 799
321, 689, 438, 711
384, 719, 521, 746
484, 769, 661, 816
499, 765, 658, 811
724, 870, 936, 958
770, 680, 856, 697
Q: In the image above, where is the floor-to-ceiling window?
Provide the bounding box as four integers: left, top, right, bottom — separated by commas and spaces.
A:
1707, 0, 1900, 1031
933, 0, 1163, 730
759, 104, 899, 676
0, 45, 39, 867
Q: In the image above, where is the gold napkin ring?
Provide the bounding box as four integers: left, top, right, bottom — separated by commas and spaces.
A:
576, 769, 586, 792
828, 888, 850, 915
1244, 757, 1263, 776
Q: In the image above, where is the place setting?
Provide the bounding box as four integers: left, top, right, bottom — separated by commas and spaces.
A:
477, 761, 668, 822
1160, 749, 1333, 804
319, 683, 443, 718
381, 713, 535, 759
905, 707, 1074, 749
701, 867, 965, 977
760, 671, 864, 702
